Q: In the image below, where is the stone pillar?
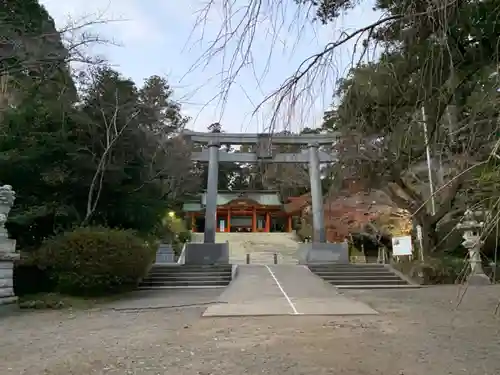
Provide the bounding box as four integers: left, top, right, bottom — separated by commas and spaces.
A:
0, 185, 19, 306
204, 141, 220, 243
308, 143, 326, 243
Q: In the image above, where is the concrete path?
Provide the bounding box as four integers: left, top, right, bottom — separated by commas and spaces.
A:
203, 265, 378, 317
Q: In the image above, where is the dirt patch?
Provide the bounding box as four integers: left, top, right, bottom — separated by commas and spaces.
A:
1, 286, 500, 374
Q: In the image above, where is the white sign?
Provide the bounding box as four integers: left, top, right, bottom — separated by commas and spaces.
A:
219, 220, 225, 232
392, 235, 413, 256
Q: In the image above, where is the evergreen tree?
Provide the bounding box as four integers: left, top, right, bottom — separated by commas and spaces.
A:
0, 0, 76, 106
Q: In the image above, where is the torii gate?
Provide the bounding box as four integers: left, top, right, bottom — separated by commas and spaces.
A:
182, 130, 347, 264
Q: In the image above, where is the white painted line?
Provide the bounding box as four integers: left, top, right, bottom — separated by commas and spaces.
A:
265, 265, 300, 315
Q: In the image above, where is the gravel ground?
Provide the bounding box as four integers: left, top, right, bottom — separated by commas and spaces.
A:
1, 285, 500, 375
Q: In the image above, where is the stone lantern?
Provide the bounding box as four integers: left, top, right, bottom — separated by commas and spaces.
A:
0, 185, 19, 305
456, 210, 491, 285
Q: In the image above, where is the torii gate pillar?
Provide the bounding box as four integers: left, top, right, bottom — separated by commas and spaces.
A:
308, 142, 326, 243
204, 141, 219, 244
183, 130, 349, 265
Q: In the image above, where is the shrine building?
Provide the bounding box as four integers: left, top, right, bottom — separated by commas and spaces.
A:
182, 190, 304, 233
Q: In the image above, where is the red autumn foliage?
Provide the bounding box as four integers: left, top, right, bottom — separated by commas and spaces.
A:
284, 194, 310, 214
287, 181, 397, 242
323, 194, 383, 241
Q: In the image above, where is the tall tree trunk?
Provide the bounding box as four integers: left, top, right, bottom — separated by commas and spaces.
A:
415, 212, 439, 256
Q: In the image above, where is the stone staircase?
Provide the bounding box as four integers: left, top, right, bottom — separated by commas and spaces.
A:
308, 263, 418, 289
216, 232, 300, 264
188, 232, 301, 264
139, 264, 232, 289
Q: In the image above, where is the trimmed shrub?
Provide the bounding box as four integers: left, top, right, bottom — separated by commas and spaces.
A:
13, 259, 56, 296
178, 230, 191, 244
170, 230, 191, 255
35, 226, 156, 295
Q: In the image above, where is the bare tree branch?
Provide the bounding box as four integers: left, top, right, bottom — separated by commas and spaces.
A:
83, 89, 139, 224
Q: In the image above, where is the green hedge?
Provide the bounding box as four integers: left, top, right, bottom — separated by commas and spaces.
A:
13, 261, 55, 296
34, 226, 156, 295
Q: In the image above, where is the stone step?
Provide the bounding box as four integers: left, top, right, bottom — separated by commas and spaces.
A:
140, 263, 233, 289
328, 279, 408, 286
245, 257, 298, 261
231, 253, 298, 258
151, 264, 232, 269
309, 263, 411, 287
149, 266, 231, 272
320, 275, 402, 281
143, 275, 231, 282
138, 285, 226, 289
311, 268, 389, 273
235, 254, 298, 257
253, 258, 299, 262
246, 262, 298, 265
148, 270, 232, 277
312, 270, 393, 276
140, 280, 230, 287
309, 264, 386, 270
222, 233, 301, 263
336, 284, 423, 290
230, 259, 298, 265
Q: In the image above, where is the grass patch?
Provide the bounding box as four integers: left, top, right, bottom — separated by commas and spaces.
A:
18, 292, 132, 310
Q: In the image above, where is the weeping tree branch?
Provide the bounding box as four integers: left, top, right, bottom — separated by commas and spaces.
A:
191, 0, 462, 131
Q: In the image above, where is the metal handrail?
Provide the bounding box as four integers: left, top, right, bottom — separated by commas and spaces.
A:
177, 243, 187, 264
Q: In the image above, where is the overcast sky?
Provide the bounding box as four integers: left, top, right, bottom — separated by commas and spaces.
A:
39, 0, 379, 133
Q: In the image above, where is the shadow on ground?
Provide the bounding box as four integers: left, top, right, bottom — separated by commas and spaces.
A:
101, 289, 225, 311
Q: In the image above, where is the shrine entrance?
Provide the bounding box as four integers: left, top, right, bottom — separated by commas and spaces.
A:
184, 130, 337, 244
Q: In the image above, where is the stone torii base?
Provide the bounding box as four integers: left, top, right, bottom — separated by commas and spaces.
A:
298, 242, 350, 265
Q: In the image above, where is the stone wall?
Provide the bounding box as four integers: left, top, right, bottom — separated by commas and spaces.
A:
0, 251, 18, 305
